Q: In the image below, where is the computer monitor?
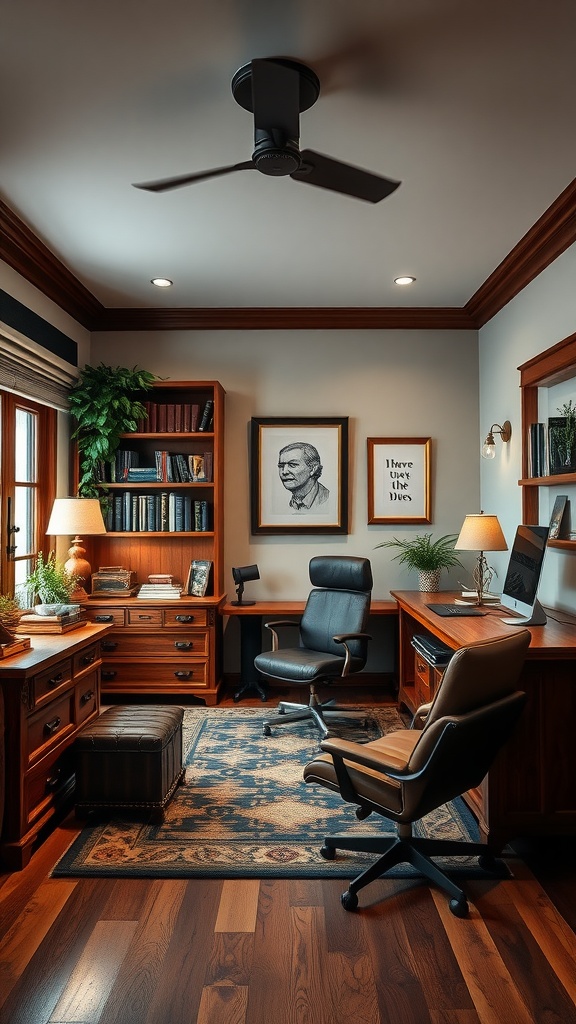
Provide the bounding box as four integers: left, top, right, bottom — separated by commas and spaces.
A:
500, 524, 550, 626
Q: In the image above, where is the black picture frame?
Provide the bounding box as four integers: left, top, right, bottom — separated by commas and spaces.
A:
250, 417, 349, 534
548, 494, 568, 540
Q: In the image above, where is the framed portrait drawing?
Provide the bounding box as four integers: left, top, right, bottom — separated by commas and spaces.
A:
367, 437, 431, 524
251, 417, 348, 534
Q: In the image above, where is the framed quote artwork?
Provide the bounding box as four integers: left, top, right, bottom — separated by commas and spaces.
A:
367, 437, 432, 524
250, 417, 349, 534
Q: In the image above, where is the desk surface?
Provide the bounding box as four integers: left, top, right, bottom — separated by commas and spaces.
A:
391, 590, 576, 657
222, 598, 397, 617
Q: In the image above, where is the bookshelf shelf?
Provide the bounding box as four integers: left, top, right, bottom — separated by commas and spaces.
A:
518, 472, 576, 487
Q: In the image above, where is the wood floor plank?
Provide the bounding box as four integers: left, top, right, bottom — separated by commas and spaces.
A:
508, 878, 576, 1004
245, 880, 295, 1024
143, 879, 222, 1024
431, 890, 535, 1024
0, 879, 76, 1011
402, 891, 476, 1015
214, 879, 260, 933
290, 905, 334, 1023
48, 919, 138, 1023
196, 984, 248, 1024
97, 880, 187, 1024
205, 931, 254, 986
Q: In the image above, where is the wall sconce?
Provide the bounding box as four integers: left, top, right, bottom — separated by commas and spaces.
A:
482, 420, 511, 459
455, 511, 508, 604
231, 564, 260, 606
46, 498, 107, 600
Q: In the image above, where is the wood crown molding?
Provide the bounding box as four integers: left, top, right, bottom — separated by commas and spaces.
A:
2, 179, 575, 332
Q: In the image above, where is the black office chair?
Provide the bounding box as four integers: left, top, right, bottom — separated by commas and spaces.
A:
303, 628, 531, 916
255, 555, 373, 738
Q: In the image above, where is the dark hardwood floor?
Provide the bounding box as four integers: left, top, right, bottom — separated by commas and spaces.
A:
1, 685, 575, 1024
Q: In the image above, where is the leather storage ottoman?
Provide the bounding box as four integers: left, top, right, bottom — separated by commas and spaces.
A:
75, 705, 185, 821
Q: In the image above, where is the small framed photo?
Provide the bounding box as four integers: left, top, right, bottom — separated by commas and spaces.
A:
367, 437, 432, 524
548, 494, 568, 539
250, 417, 348, 534
186, 559, 212, 597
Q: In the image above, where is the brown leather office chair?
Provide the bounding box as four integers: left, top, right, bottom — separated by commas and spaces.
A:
255, 555, 373, 738
303, 628, 531, 917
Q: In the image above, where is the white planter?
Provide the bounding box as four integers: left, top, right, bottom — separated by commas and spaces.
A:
418, 569, 441, 592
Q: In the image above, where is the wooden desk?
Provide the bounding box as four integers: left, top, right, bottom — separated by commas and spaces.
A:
222, 599, 397, 702
392, 590, 576, 847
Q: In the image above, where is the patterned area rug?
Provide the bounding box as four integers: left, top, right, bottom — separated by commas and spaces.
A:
53, 706, 480, 879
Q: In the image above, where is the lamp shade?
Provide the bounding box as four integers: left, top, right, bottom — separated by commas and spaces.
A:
46, 498, 106, 537
455, 513, 507, 552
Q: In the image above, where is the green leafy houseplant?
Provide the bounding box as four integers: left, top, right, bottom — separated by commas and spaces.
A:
24, 552, 81, 606
375, 533, 463, 590
68, 363, 158, 498
550, 400, 576, 472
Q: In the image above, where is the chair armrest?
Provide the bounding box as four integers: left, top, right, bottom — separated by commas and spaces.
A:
321, 737, 407, 776
263, 619, 300, 652
332, 632, 372, 675
412, 701, 433, 727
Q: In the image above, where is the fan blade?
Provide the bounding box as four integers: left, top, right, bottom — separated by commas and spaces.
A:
133, 161, 254, 192
251, 59, 300, 141
291, 150, 400, 203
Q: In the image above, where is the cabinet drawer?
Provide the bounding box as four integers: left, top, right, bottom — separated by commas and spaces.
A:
165, 608, 208, 628
73, 643, 100, 677
84, 606, 125, 626
127, 608, 163, 627
75, 670, 99, 725
414, 651, 432, 707
101, 660, 208, 690
101, 632, 208, 658
23, 745, 75, 832
27, 691, 75, 764
33, 658, 72, 705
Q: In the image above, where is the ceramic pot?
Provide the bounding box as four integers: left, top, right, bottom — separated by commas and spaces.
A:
418, 569, 441, 592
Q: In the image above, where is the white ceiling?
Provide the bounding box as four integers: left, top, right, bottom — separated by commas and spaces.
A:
2, 0, 576, 311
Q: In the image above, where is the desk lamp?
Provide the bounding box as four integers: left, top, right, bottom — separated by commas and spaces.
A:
46, 498, 107, 600
231, 564, 260, 606
455, 512, 507, 605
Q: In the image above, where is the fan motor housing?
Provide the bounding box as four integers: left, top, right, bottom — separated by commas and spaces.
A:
252, 131, 301, 176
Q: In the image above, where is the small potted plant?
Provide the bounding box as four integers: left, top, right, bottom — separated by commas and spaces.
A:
24, 552, 82, 614
375, 532, 463, 592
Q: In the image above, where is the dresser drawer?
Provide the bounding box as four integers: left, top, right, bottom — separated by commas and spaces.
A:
27, 691, 75, 764
101, 632, 208, 658
75, 670, 99, 725
33, 658, 72, 705
23, 745, 75, 833
414, 650, 433, 707
101, 660, 208, 691
164, 607, 209, 628
127, 607, 163, 627
73, 642, 100, 677
84, 606, 126, 626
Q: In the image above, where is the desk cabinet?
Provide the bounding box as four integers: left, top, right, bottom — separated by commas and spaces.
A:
83, 598, 223, 704
393, 590, 576, 849
0, 625, 109, 870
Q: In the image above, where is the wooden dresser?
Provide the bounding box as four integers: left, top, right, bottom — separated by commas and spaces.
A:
0, 623, 110, 870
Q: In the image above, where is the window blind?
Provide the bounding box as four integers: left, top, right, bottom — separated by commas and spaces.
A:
0, 322, 78, 410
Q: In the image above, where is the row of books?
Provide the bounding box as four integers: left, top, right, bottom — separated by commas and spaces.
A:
136, 399, 214, 434
106, 492, 211, 533
19, 609, 86, 634
101, 450, 213, 484
528, 417, 576, 477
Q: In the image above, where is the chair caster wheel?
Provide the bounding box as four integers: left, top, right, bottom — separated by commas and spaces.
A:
262, 724, 272, 736
355, 805, 371, 820
449, 895, 469, 918
320, 844, 335, 860
478, 853, 497, 872
233, 694, 241, 703
341, 890, 359, 911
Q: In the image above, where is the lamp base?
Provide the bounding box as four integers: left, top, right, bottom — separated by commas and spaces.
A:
65, 536, 92, 597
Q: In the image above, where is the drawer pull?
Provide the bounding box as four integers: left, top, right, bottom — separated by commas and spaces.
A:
174, 641, 193, 650
95, 614, 114, 622
176, 615, 193, 623
80, 689, 94, 706
102, 670, 117, 681
48, 672, 64, 689
102, 641, 118, 652
44, 716, 62, 736
174, 670, 192, 679
138, 614, 152, 620
46, 768, 63, 791
82, 652, 96, 665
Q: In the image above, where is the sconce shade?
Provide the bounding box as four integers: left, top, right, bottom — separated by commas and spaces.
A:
482, 421, 511, 459
46, 498, 107, 537
455, 513, 507, 552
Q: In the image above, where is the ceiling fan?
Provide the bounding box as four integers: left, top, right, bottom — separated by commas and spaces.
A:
133, 57, 400, 204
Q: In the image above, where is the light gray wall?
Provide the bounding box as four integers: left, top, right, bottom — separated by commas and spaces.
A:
479, 241, 576, 613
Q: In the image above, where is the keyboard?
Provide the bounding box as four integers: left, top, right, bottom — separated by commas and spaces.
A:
426, 603, 487, 617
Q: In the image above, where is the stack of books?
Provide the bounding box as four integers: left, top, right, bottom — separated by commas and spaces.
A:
137, 582, 182, 600
19, 609, 86, 633
411, 633, 453, 667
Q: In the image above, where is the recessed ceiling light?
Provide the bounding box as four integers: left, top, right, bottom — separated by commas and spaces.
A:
151, 278, 173, 288
394, 276, 416, 286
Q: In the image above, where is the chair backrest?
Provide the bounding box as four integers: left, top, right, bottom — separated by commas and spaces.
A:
403, 629, 531, 818
299, 556, 373, 663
